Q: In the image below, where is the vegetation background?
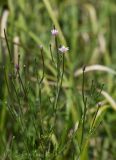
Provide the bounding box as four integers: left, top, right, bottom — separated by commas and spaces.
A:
0, 0, 116, 159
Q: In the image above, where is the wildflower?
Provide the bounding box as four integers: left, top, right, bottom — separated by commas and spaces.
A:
58, 45, 69, 53
51, 29, 58, 36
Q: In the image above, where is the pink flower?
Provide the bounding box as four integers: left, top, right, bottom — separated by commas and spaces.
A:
58, 45, 69, 53
51, 29, 58, 36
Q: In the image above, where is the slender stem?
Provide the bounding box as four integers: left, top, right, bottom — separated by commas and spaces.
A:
55, 35, 60, 82
18, 71, 28, 100
80, 66, 87, 151
90, 103, 101, 132
54, 54, 64, 124
80, 98, 87, 151
11, 79, 23, 115
82, 66, 86, 104
39, 47, 45, 84
53, 29, 60, 112
49, 44, 55, 65
4, 29, 12, 62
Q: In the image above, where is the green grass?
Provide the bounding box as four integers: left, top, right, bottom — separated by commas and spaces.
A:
0, 0, 116, 159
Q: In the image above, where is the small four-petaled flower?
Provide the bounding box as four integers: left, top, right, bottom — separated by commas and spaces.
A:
51, 29, 58, 36
58, 45, 69, 53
